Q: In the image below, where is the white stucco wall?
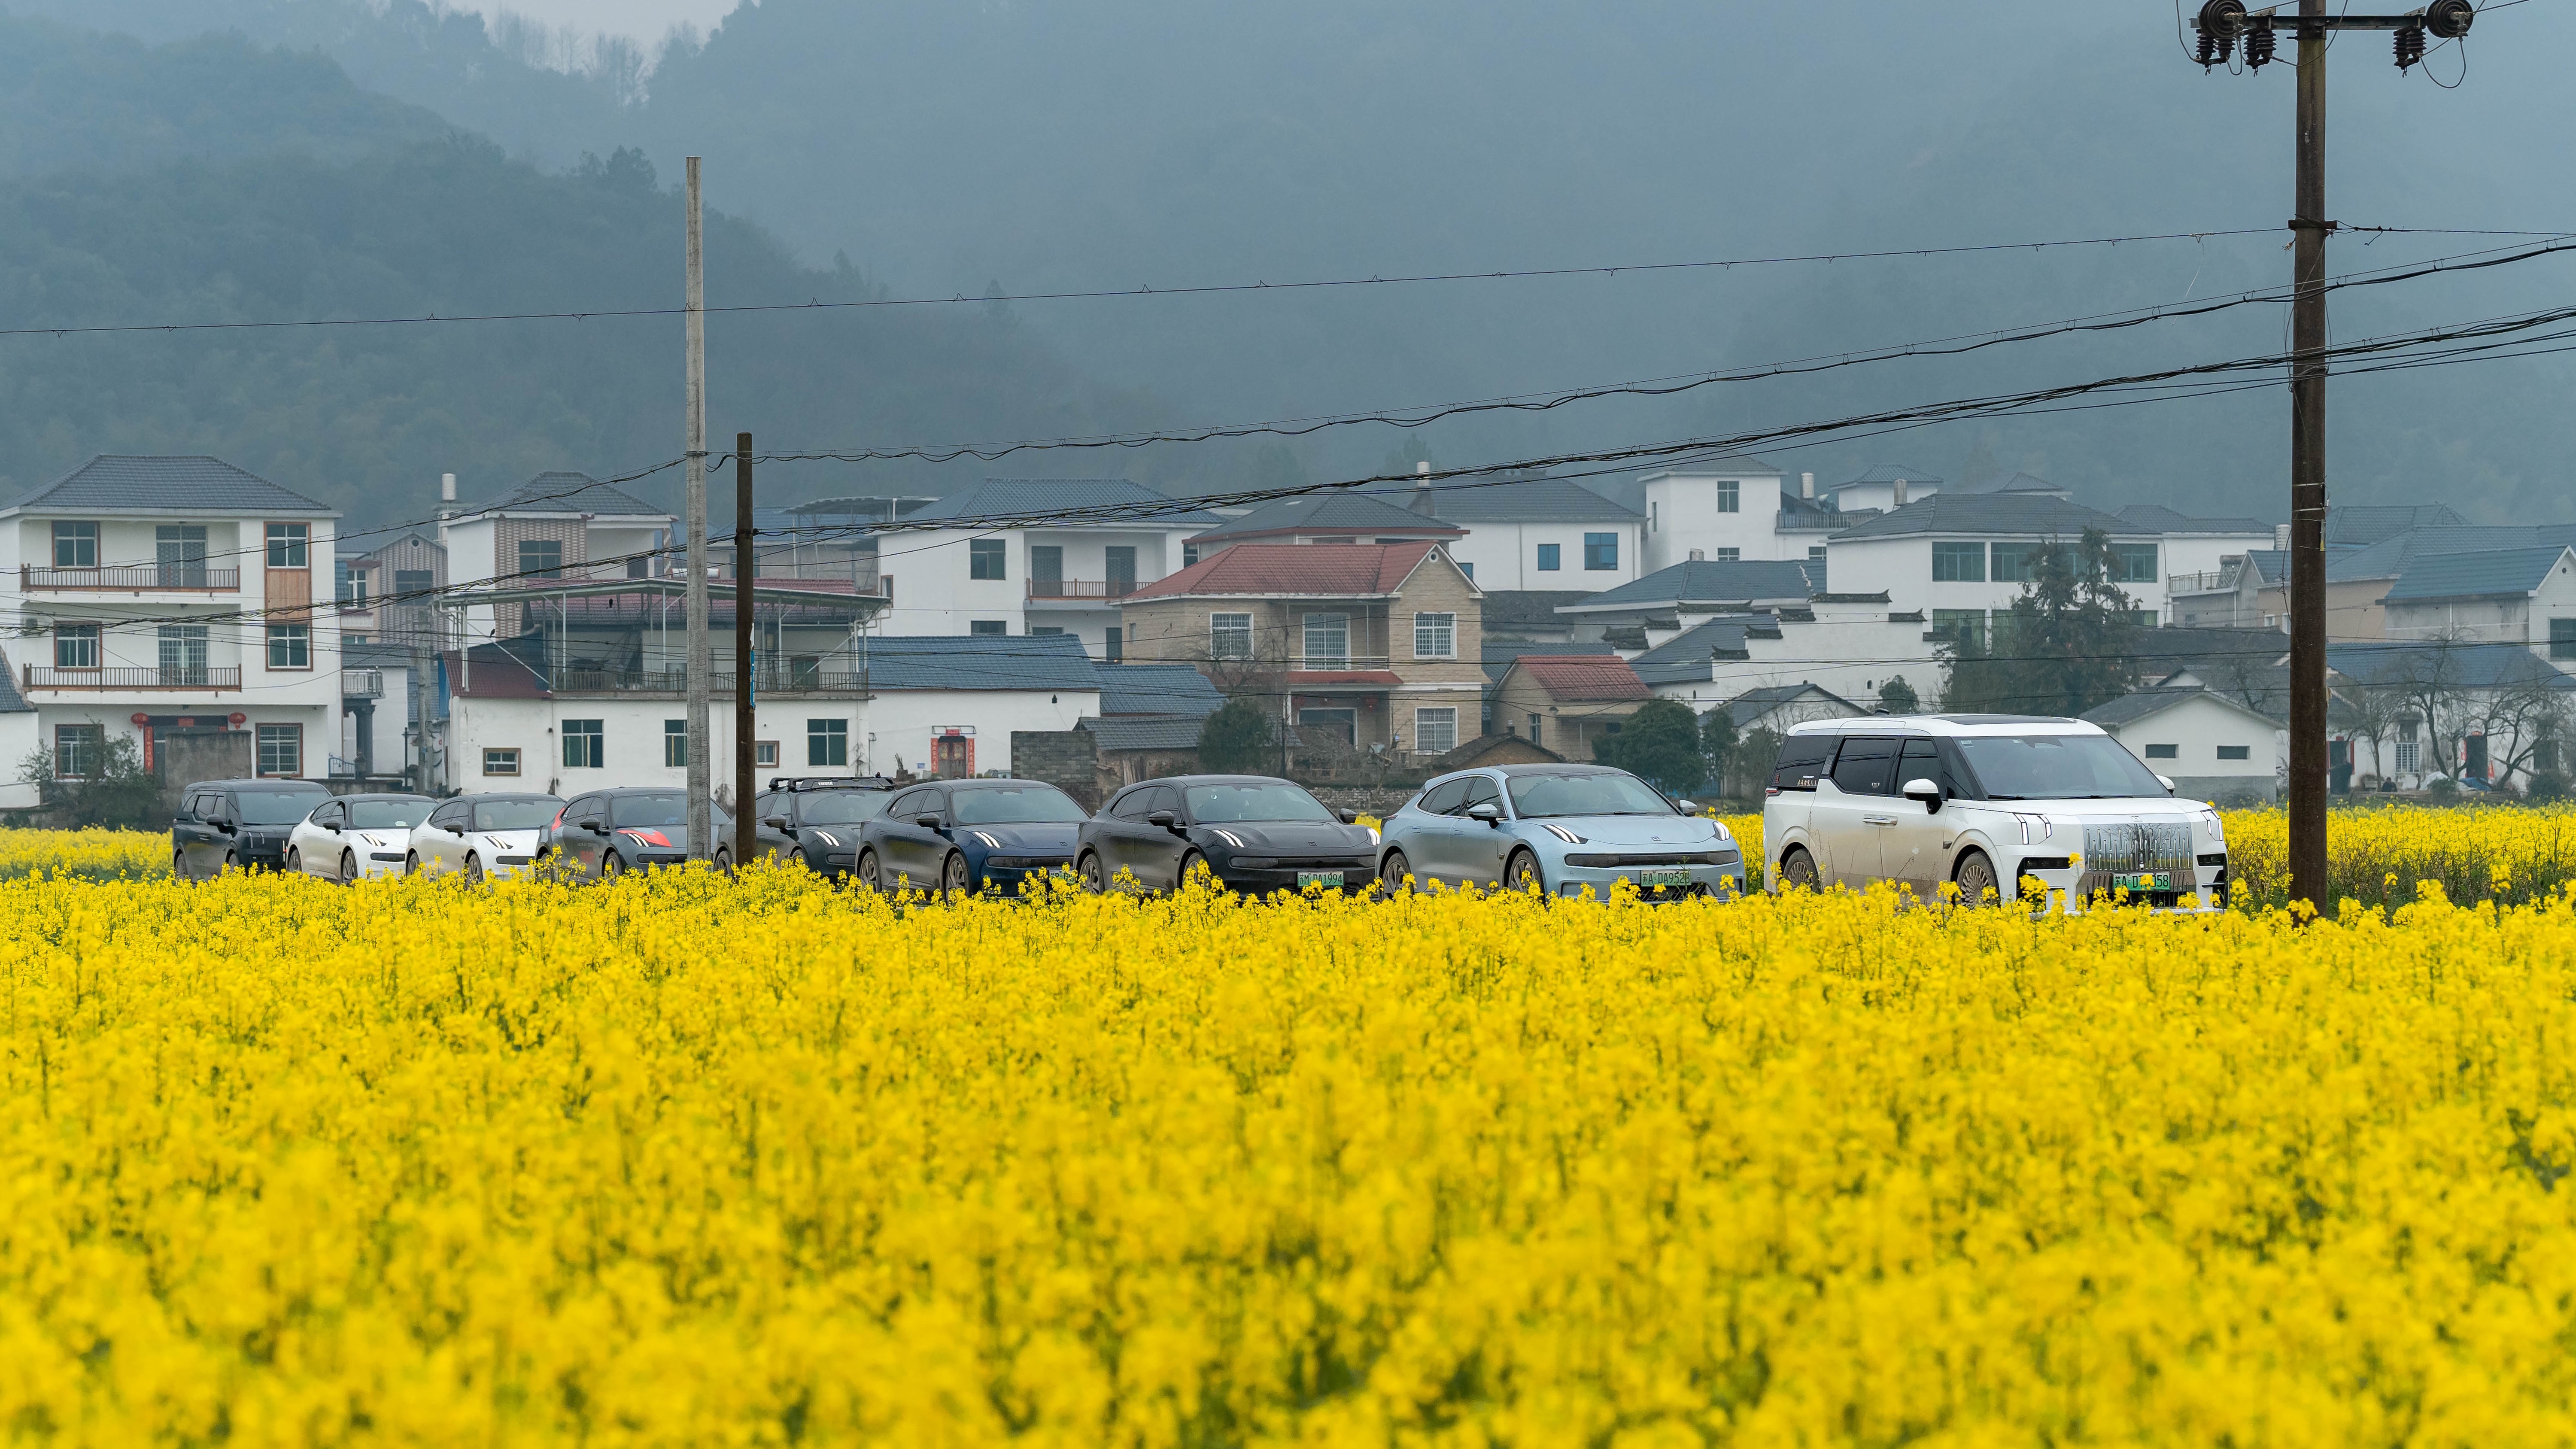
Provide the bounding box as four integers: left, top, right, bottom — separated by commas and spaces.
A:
1444, 520, 1643, 591
2093, 694, 2283, 803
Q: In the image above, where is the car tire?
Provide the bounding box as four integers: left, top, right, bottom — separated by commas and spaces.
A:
286, 846, 301, 875
790, 848, 817, 873
1175, 848, 1205, 890
857, 848, 884, 893
1778, 845, 1819, 893
1953, 849, 2000, 906
465, 853, 485, 887
714, 848, 732, 875
1078, 851, 1107, 893
222, 850, 238, 874
1379, 848, 1412, 896
601, 851, 625, 882
173, 849, 188, 881
1504, 848, 1543, 894
339, 850, 358, 885
940, 850, 971, 898
405, 851, 421, 876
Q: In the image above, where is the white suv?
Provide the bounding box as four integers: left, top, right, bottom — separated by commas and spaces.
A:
1763, 714, 2227, 911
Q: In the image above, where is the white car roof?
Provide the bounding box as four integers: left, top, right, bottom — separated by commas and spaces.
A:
1783, 713, 2109, 740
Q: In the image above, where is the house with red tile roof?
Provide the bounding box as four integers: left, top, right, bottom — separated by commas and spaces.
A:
1491, 653, 1651, 756
1119, 541, 1485, 757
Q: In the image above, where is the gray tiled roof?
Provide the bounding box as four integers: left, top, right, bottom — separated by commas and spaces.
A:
1482, 638, 1618, 683
1482, 589, 1598, 630
1829, 492, 2143, 541
488, 471, 665, 518
0, 647, 27, 713
1192, 489, 1461, 541
1955, 471, 2070, 496
1361, 475, 1640, 523
1096, 664, 1224, 717
2324, 504, 2471, 547
2383, 545, 2573, 603
2116, 503, 2273, 534
2327, 641, 2576, 693
2081, 685, 2283, 729
862, 634, 1103, 692
338, 640, 416, 669
2327, 527, 2576, 583
1081, 714, 1209, 751
4, 455, 334, 516
1557, 558, 1820, 612
915, 478, 1222, 528
1627, 617, 1765, 687
1839, 464, 1944, 487
1724, 683, 1862, 729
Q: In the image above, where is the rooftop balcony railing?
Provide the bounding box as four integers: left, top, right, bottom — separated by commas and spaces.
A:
1027, 578, 1144, 601
24, 665, 242, 692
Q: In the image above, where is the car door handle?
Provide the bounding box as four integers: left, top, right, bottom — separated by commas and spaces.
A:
1862, 815, 1899, 826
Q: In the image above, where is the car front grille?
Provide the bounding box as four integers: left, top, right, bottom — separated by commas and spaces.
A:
985, 856, 1072, 870
2080, 822, 2196, 897
368, 852, 405, 862
1562, 851, 1738, 868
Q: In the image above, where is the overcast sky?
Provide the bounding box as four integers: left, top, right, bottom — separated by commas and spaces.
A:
457, 0, 740, 43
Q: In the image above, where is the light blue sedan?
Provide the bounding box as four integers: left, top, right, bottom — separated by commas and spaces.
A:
1374, 764, 1744, 900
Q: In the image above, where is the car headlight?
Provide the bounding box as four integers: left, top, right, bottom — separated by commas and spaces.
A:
1711, 821, 1732, 841
970, 831, 1004, 849
810, 829, 842, 848
2012, 812, 2051, 845
1365, 826, 1380, 845
2196, 809, 2224, 839
1542, 823, 1587, 845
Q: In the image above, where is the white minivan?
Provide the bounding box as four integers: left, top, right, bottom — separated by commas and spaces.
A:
1763, 714, 2228, 911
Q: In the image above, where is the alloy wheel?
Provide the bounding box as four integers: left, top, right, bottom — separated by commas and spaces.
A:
1505, 849, 1543, 894
339, 851, 358, 885
465, 854, 485, 886
1954, 850, 1999, 906
1079, 851, 1107, 893
1781, 847, 1818, 892
601, 851, 624, 881
1379, 850, 1412, 896
857, 849, 883, 892
941, 851, 971, 897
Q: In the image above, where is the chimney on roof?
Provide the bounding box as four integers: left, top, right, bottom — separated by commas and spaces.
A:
440, 472, 456, 507
1414, 460, 1431, 489
1689, 549, 1705, 561
1801, 471, 1814, 500
1893, 478, 1908, 507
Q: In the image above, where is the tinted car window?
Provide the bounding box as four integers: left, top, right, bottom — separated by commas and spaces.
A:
1185, 782, 1334, 823
1769, 735, 1837, 792
475, 799, 561, 830
609, 793, 725, 827
1458, 776, 1504, 814
952, 784, 1088, 825
1506, 771, 1676, 819
887, 789, 936, 819
240, 789, 327, 825
1896, 739, 1942, 791
798, 791, 893, 825
349, 799, 430, 829
1109, 789, 1156, 821
1829, 738, 1901, 796
1419, 779, 1471, 816
310, 801, 343, 828
1953, 734, 2168, 799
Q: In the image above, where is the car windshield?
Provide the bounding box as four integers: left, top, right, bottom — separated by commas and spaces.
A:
1953, 734, 2168, 799
1505, 771, 1677, 819
237, 790, 327, 825
612, 793, 728, 828
474, 799, 561, 830
951, 785, 1088, 824
798, 791, 893, 825
348, 799, 430, 829
1184, 782, 1335, 823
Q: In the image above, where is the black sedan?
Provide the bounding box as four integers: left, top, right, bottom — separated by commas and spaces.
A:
735, 775, 896, 876
856, 778, 1089, 896
1077, 775, 1377, 895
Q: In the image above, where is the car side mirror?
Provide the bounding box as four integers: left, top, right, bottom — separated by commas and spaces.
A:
1674, 799, 1698, 814
1146, 810, 1178, 829
916, 814, 945, 830
583, 820, 607, 835
1335, 808, 1359, 824
215, 820, 237, 835
764, 815, 792, 830
1466, 802, 1502, 825
1902, 777, 1942, 811
325, 821, 341, 833
2156, 774, 2176, 794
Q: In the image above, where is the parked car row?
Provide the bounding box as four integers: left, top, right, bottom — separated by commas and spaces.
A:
172, 716, 2215, 908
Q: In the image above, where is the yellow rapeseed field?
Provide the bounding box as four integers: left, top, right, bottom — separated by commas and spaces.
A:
0, 826, 170, 881
6, 824, 2576, 1445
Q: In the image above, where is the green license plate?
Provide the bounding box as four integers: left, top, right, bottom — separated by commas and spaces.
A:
2113, 872, 2172, 892
1638, 869, 1692, 888
1297, 871, 1345, 889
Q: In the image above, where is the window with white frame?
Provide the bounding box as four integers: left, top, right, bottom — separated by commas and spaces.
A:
1412, 612, 1456, 659
1716, 479, 1740, 513
265, 522, 309, 568
809, 719, 849, 767
754, 740, 780, 768
563, 719, 604, 769
1303, 613, 1349, 667
969, 538, 1006, 580
255, 723, 301, 778
53, 622, 100, 669
52, 521, 97, 568
1715, 547, 1741, 562
1414, 707, 1458, 755
483, 748, 521, 777
53, 724, 103, 779
2396, 718, 2420, 775
1211, 612, 1253, 660
664, 719, 688, 768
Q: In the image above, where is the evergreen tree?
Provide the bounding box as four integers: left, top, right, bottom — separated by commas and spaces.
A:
1592, 699, 1707, 797
1940, 528, 2139, 716
1699, 705, 1740, 797
1196, 699, 1281, 775
1877, 675, 1920, 714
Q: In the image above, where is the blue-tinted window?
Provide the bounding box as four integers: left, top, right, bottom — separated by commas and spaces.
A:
1536, 544, 1560, 571
1583, 533, 1617, 571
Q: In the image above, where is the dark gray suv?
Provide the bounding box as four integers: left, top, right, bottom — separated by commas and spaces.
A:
535, 787, 732, 881
172, 778, 334, 878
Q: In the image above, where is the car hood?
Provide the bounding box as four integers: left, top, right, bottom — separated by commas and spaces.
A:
1522, 815, 1725, 848
1196, 821, 1374, 854
349, 829, 412, 851
611, 823, 718, 850
1958, 797, 2208, 822
469, 828, 543, 851
957, 823, 1082, 854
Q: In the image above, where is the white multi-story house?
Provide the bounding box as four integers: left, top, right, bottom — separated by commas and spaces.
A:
439, 471, 674, 649
1363, 474, 1646, 590
1822, 492, 2168, 648
2380, 545, 2576, 655
0, 455, 343, 784
884, 479, 1222, 659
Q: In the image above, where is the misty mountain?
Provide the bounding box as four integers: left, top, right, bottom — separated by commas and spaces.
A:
13, 0, 2576, 524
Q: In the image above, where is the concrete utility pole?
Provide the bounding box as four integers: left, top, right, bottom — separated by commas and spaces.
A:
684, 156, 712, 860
2188, 0, 2473, 916
735, 432, 756, 867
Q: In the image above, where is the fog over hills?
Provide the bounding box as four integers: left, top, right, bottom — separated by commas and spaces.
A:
6, 0, 2576, 523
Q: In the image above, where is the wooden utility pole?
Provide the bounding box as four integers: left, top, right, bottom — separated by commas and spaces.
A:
2287, 0, 2329, 915
2188, 0, 2476, 916
735, 432, 756, 868
684, 156, 711, 860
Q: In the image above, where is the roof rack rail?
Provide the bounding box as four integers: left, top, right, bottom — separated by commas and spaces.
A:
766, 775, 896, 793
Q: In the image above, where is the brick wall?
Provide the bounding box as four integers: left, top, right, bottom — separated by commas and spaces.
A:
1010, 727, 1103, 810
